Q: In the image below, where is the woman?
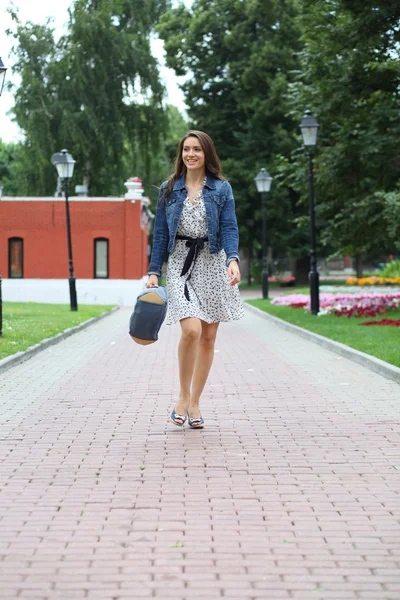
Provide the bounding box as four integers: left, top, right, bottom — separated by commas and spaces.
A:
146, 130, 244, 429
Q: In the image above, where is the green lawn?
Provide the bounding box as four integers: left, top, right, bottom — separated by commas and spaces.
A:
275, 286, 310, 295
0, 302, 115, 360
247, 299, 400, 368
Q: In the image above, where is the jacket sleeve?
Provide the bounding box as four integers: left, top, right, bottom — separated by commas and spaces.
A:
147, 186, 169, 277
220, 181, 240, 267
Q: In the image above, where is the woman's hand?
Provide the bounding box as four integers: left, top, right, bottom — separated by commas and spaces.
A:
228, 260, 240, 286
146, 274, 159, 288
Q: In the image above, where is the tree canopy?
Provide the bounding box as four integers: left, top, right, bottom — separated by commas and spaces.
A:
3, 0, 400, 270
6, 0, 172, 196
284, 0, 400, 267
157, 0, 400, 270
157, 0, 305, 259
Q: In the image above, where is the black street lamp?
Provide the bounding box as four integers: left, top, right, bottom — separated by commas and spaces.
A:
254, 168, 273, 299
51, 149, 78, 311
300, 109, 320, 315
0, 58, 7, 97
246, 218, 254, 286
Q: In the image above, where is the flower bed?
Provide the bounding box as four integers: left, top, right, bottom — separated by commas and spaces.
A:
271, 294, 310, 308
360, 319, 400, 327
271, 292, 400, 318
346, 276, 400, 286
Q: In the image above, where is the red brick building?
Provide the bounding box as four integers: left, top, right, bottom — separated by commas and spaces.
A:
0, 179, 151, 282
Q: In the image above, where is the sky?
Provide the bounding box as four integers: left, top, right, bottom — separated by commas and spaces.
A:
0, 0, 190, 143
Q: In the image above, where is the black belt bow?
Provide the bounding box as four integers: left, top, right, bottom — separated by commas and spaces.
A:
176, 235, 209, 301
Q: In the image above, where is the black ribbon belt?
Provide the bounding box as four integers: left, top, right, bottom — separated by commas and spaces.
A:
176, 234, 209, 301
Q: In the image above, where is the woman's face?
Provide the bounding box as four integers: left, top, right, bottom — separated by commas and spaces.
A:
182, 136, 205, 173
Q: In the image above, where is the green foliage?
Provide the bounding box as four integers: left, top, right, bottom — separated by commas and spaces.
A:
6, 0, 174, 196
0, 140, 27, 195
155, 0, 400, 266
381, 259, 400, 279
5, 0, 400, 271
283, 0, 400, 264
6, 17, 60, 195
157, 0, 306, 257
129, 104, 188, 203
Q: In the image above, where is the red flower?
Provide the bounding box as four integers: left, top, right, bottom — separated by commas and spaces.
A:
359, 319, 400, 327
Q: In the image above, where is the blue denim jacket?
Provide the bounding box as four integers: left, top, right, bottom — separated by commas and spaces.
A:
148, 173, 240, 277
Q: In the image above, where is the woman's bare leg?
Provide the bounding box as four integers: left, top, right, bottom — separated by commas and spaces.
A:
174, 317, 202, 417
188, 321, 220, 419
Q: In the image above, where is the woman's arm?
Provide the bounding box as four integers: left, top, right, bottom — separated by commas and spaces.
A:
220, 181, 240, 267
147, 186, 169, 277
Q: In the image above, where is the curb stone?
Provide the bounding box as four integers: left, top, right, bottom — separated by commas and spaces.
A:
244, 302, 400, 385
0, 306, 119, 375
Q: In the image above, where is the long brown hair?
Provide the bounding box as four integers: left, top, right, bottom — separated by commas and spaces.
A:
162, 130, 226, 199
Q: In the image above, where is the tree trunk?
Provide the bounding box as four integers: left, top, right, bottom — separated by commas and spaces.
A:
355, 253, 363, 278
83, 158, 91, 191
291, 256, 309, 285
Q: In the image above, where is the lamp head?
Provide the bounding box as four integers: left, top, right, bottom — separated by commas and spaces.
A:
299, 110, 319, 147
51, 149, 76, 180
254, 168, 273, 193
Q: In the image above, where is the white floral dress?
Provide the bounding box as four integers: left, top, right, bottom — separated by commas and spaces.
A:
165, 187, 244, 325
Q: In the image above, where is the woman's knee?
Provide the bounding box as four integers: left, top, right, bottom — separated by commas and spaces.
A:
200, 325, 219, 350
200, 334, 216, 350
180, 323, 201, 344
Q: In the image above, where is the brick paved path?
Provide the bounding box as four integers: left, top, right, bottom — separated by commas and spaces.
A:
0, 307, 399, 600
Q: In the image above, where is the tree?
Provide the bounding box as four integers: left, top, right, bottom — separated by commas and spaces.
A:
129, 104, 188, 205
7, 0, 171, 196
284, 0, 400, 274
157, 0, 306, 268
0, 139, 26, 196
6, 17, 61, 195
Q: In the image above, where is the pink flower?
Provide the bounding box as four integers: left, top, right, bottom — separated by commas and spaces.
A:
271, 292, 400, 317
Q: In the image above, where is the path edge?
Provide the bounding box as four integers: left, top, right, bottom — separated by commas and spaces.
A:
244, 302, 400, 385
0, 306, 119, 375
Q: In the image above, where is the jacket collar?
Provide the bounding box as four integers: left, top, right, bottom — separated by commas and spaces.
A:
173, 172, 217, 191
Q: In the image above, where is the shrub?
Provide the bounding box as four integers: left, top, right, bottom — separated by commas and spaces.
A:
381, 259, 400, 279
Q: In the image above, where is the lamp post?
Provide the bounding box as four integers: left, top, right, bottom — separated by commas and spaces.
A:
51, 149, 78, 311
300, 110, 320, 315
246, 218, 254, 286
254, 168, 273, 299
0, 58, 7, 97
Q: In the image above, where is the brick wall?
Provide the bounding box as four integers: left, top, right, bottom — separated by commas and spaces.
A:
0, 197, 149, 279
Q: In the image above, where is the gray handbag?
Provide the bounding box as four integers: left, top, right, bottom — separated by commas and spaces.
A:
129, 286, 168, 345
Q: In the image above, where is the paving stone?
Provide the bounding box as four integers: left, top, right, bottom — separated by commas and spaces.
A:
0, 306, 399, 598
